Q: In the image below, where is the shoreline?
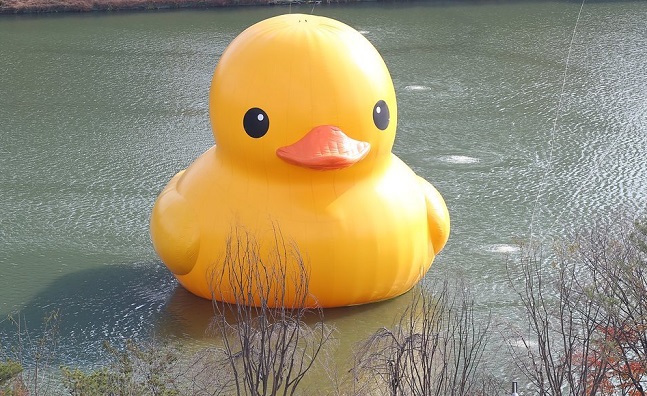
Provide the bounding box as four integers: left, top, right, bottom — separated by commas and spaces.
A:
0, 0, 360, 15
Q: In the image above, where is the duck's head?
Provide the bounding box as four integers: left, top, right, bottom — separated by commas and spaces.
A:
209, 14, 397, 177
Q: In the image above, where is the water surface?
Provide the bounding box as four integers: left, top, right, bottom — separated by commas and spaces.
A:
1, 0, 646, 385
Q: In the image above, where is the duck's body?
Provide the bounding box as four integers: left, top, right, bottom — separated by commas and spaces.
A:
152, 147, 448, 307
150, 14, 450, 308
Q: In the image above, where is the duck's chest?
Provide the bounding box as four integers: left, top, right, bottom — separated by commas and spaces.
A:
210, 170, 423, 226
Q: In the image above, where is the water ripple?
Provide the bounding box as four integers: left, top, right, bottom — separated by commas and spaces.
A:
484, 244, 521, 254
438, 155, 480, 164
404, 85, 432, 92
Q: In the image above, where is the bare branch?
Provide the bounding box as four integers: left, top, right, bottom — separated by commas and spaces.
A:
208, 224, 333, 396
353, 279, 492, 395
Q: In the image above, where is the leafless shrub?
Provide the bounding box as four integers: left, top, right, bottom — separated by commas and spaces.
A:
505, 241, 611, 396
352, 280, 493, 396
506, 216, 647, 396
209, 225, 333, 396
179, 345, 235, 396
571, 218, 647, 395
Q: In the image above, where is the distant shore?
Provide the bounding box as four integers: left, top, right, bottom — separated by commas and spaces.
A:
0, 0, 361, 14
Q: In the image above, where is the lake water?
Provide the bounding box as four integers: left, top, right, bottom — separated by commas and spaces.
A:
1, 0, 646, 389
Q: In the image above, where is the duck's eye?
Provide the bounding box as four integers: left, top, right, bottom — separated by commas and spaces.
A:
373, 100, 390, 131
243, 108, 269, 138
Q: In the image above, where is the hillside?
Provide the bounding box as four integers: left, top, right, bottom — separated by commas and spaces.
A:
0, 0, 342, 14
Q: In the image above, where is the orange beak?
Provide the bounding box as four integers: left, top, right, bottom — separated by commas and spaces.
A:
276, 125, 371, 170
276, 125, 370, 171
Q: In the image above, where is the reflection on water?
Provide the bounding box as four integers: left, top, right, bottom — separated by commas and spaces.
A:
1, 0, 646, 385
484, 244, 521, 254
438, 155, 480, 164
404, 84, 432, 92
0, 258, 417, 381
0, 264, 175, 365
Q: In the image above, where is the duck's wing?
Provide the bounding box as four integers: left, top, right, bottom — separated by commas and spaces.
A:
150, 170, 201, 275
418, 176, 450, 255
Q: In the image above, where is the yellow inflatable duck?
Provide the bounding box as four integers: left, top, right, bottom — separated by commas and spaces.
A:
150, 14, 450, 308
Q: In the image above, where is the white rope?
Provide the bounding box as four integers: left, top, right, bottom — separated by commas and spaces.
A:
529, 0, 587, 242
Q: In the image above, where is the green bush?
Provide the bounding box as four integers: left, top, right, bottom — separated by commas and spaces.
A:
61, 367, 116, 396
0, 360, 26, 396
61, 340, 181, 396
0, 361, 22, 385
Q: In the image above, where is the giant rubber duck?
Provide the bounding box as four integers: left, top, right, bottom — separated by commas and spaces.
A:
150, 14, 450, 308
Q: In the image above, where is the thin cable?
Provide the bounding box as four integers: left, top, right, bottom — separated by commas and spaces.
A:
529, 0, 586, 242
310, 0, 321, 14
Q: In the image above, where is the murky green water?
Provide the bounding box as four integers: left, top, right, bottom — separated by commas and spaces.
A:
1, 0, 646, 387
